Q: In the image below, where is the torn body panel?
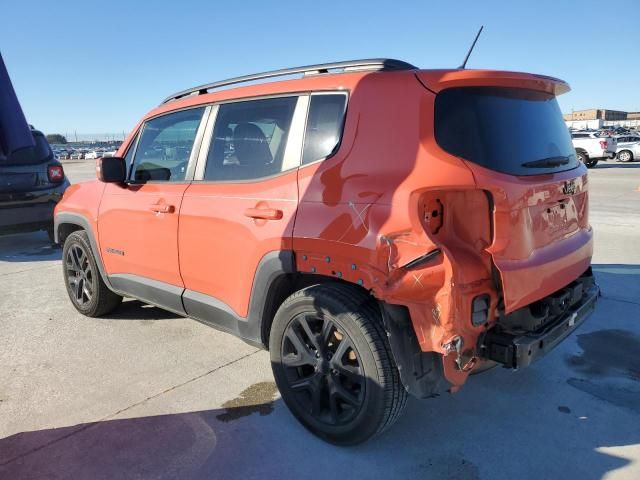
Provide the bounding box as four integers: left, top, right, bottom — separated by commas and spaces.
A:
293, 188, 499, 388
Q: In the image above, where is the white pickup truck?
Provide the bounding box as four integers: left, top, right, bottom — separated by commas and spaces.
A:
571, 131, 617, 168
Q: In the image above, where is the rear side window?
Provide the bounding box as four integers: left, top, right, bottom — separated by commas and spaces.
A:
203, 96, 297, 181
302, 94, 347, 165
130, 107, 205, 182
435, 87, 579, 176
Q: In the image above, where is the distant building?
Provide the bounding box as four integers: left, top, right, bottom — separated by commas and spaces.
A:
563, 109, 627, 121
627, 112, 640, 120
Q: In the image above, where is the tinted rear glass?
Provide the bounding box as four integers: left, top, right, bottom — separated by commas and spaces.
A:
435, 87, 579, 176
0, 132, 53, 166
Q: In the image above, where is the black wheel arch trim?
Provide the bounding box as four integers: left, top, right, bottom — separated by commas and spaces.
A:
55, 212, 113, 290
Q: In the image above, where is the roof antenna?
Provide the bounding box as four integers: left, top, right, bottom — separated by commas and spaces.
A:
458, 26, 484, 69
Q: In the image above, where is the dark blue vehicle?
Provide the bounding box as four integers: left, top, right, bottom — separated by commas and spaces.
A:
0, 53, 70, 240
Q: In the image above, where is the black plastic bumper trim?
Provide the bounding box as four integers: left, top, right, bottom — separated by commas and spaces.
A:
482, 284, 599, 369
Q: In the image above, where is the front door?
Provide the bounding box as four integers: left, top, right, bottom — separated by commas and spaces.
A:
98, 107, 207, 312
178, 96, 307, 328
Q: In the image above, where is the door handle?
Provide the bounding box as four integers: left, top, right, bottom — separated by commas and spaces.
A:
244, 207, 283, 220
149, 204, 175, 214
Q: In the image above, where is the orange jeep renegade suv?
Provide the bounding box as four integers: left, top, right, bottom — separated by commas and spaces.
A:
54, 59, 598, 445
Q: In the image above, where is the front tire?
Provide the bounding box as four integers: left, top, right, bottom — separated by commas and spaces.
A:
618, 150, 633, 162
269, 283, 407, 445
62, 231, 122, 317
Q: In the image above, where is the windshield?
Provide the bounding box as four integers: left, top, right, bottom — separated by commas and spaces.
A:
0, 132, 53, 166
435, 87, 579, 176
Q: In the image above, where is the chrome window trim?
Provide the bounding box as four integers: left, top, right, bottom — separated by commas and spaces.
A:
185, 105, 212, 181
281, 95, 309, 172
193, 105, 219, 180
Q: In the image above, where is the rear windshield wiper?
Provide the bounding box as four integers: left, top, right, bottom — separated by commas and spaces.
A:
521, 156, 571, 168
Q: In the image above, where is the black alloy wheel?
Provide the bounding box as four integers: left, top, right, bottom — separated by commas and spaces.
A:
281, 313, 365, 426
62, 230, 122, 317
270, 283, 408, 445
65, 243, 94, 306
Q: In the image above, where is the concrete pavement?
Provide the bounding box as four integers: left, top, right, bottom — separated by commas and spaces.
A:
1, 160, 639, 479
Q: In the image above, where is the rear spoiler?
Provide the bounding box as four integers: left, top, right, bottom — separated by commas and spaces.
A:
416, 69, 570, 96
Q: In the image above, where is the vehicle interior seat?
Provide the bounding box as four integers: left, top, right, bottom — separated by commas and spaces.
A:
233, 123, 273, 178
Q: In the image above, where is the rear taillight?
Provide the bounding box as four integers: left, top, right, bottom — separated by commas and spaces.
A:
48, 165, 64, 183
599, 140, 608, 149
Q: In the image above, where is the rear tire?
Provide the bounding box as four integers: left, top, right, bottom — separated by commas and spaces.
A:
62, 231, 122, 317
269, 283, 407, 445
577, 150, 598, 168
617, 150, 633, 162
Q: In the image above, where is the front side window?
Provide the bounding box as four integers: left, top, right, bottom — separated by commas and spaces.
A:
130, 107, 205, 182
203, 97, 297, 181
302, 94, 347, 164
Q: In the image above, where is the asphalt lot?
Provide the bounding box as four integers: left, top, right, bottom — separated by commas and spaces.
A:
1, 160, 639, 480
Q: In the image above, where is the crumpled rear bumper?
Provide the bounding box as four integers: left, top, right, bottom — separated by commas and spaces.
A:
480, 271, 599, 369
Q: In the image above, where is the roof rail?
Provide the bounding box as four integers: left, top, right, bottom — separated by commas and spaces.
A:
160, 58, 417, 105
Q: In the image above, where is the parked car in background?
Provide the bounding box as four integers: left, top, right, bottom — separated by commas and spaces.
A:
1, 127, 70, 241
56, 150, 72, 160
571, 131, 617, 168
69, 151, 84, 160
54, 59, 599, 445
615, 134, 640, 162
85, 150, 103, 160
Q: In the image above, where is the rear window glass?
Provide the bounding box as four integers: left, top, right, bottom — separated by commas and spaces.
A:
435, 87, 579, 176
0, 133, 52, 165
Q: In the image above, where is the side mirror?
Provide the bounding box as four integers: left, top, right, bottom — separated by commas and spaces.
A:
96, 157, 126, 183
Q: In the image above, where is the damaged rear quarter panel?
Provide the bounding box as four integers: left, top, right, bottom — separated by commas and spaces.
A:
293, 74, 499, 386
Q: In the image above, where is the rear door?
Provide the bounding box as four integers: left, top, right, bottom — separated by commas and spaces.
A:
178, 95, 307, 324
434, 86, 592, 313
98, 107, 207, 313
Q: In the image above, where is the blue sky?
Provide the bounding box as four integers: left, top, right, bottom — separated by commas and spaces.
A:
2, 0, 639, 136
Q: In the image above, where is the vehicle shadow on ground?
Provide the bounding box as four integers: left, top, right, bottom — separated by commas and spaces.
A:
595, 162, 640, 169
100, 299, 181, 321
0, 231, 60, 263
1, 368, 638, 480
